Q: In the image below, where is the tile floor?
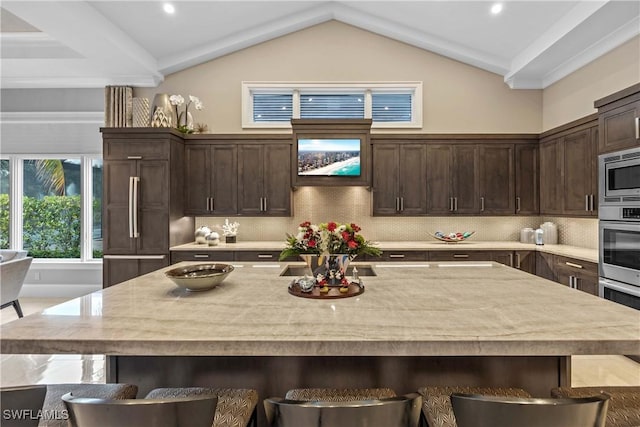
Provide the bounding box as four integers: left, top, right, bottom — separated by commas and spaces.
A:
1, 298, 639, 389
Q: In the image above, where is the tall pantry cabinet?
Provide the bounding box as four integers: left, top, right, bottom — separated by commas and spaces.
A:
101, 129, 193, 288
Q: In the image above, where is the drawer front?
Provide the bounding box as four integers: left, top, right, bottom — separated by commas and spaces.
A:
170, 251, 234, 264
554, 255, 598, 275
234, 251, 281, 261
428, 251, 495, 262
377, 251, 428, 262
104, 140, 170, 160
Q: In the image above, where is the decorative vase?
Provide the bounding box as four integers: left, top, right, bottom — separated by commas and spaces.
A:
299, 254, 321, 276
150, 93, 175, 127
132, 97, 150, 127
323, 254, 354, 286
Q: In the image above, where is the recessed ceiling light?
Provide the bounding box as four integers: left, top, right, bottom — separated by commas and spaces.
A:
491, 3, 503, 15
163, 3, 175, 14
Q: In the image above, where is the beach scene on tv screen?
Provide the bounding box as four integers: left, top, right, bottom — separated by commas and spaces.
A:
298, 139, 361, 176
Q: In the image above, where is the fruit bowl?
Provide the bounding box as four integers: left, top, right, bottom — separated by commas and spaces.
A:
165, 263, 234, 291
430, 231, 475, 243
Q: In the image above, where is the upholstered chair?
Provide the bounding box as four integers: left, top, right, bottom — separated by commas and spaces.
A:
0, 252, 32, 318
551, 386, 640, 427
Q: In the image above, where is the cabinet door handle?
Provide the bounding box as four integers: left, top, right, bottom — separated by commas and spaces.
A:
480, 197, 485, 212
389, 254, 405, 258
260, 197, 264, 212
585, 195, 590, 212
263, 197, 267, 212
515, 253, 521, 269
590, 194, 595, 212
449, 197, 454, 212
211, 197, 215, 211
453, 254, 469, 258
565, 262, 583, 269
400, 197, 404, 212
396, 197, 400, 212
132, 176, 140, 238
193, 254, 210, 259
516, 197, 521, 213
635, 116, 639, 140
128, 177, 135, 238
127, 156, 142, 160
454, 197, 458, 211
569, 276, 574, 288
509, 252, 513, 267
257, 254, 273, 259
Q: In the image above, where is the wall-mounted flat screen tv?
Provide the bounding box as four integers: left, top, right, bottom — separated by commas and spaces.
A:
297, 138, 361, 176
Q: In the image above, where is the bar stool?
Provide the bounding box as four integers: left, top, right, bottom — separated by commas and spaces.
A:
450, 392, 609, 427
264, 393, 422, 427
285, 387, 397, 402
417, 386, 532, 427
551, 386, 640, 427
62, 392, 217, 427
41, 383, 139, 427
1, 385, 47, 427
145, 387, 259, 427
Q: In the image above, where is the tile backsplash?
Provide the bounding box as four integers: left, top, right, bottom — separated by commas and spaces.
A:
196, 187, 598, 248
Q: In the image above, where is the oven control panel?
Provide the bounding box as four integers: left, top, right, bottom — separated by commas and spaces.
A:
622, 208, 640, 220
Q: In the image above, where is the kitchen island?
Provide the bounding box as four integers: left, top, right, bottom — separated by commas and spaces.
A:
2, 261, 638, 425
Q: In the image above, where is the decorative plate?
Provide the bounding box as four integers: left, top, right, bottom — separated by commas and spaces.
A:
430, 231, 475, 243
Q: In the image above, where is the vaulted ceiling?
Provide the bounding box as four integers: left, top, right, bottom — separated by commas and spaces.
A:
1, 1, 638, 90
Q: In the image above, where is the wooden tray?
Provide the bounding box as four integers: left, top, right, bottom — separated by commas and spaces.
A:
288, 281, 364, 299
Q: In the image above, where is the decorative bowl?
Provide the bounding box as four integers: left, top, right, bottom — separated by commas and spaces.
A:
165, 263, 234, 291
430, 231, 475, 243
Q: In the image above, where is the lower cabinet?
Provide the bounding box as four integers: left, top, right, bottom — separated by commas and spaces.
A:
514, 251, 536, 275
103, 256, 168, 288
554, 256, 599, 296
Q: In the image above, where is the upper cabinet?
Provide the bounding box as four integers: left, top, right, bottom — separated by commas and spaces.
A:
514, 144, 539, 215
425, 141, 520, 215
372, 143, 427, 215
539, 117, 598, 217
184, 144, 237, 215
595, 83, 640, 154
238, 143, 291, 216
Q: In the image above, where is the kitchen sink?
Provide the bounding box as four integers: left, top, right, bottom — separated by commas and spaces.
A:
279, 264, 377, 277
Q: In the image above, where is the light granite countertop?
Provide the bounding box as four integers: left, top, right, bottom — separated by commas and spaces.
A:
171, 241, 599, 263
1, 261, 636, 357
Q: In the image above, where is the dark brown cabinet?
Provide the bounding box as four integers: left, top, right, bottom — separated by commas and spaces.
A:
184, 144, 237, 215
534, 252, 598, 296
562, 128, 597, 217
554, 256, 599, 296
238, 143, 291, 216
428, 250, 513, 265
372, 143, 427, 215
515, 144, 539, 215
426, 144, 479, 214
539, 120, 598, 217
478, 144, 515, 214
514, 251, 536, 275
427, 143, 516, 215
595, 84, 640, 154
101, 129, 193, 287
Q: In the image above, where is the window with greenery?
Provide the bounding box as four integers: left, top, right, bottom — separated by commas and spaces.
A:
92, 159, 103, 259
243, 82, 422, 128
0, 159, 9, 249
23, 159, 82, 258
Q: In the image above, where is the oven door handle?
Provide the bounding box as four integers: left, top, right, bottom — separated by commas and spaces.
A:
599, 278, 640, 298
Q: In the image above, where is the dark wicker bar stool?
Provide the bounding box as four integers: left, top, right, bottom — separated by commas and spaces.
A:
551, 386, 640, 427
145, 387, 259, 427
417, 386, 531, 427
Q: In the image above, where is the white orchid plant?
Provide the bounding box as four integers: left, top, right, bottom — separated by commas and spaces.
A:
169, 94, 204, 134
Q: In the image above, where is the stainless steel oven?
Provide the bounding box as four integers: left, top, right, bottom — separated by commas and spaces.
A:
599, 217, 640, 287
599, 147, 640, 204
599, 278, 640, 310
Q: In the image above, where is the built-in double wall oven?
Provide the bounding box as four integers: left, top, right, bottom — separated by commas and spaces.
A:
598, 147, 640, 310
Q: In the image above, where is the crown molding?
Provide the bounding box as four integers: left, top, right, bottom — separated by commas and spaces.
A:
0, 111, 104, 124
